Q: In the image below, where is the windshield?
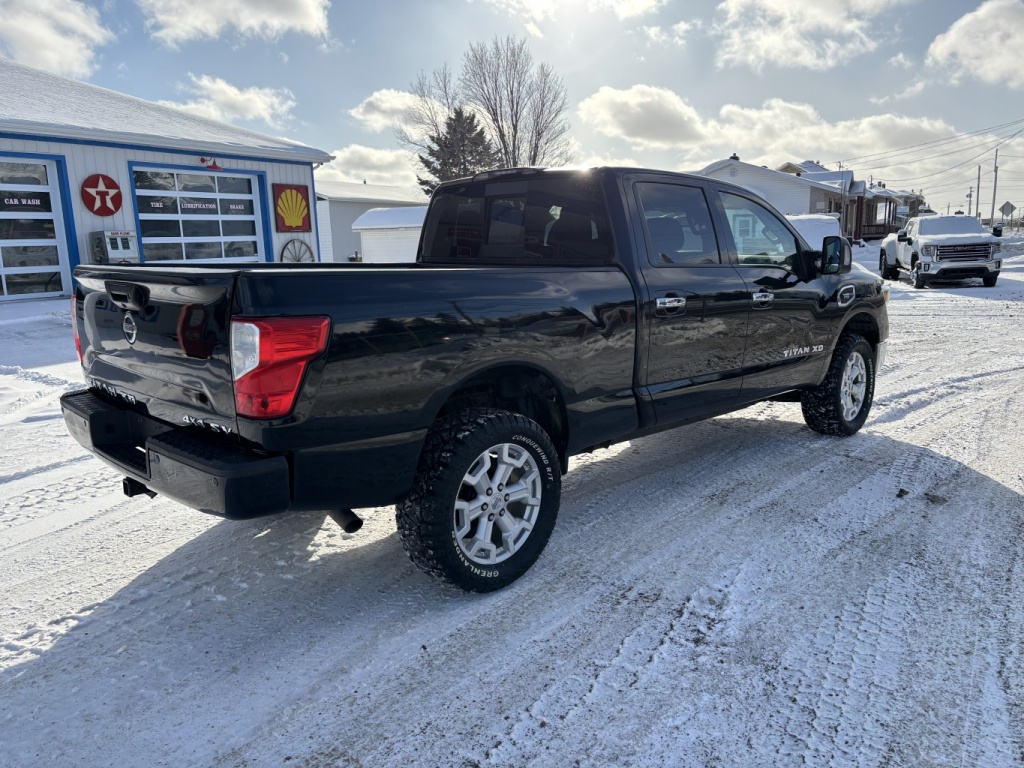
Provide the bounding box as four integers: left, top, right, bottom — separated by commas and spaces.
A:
916, 216, 986, 236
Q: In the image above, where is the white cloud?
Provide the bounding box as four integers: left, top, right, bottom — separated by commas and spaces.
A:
480, 0, 663, 35
888, 52, 913, 69
574, 153, 644, 168
688, 100, 958, 179
159, 74, 295, 127
643, 21, 697, 46
591, 0, 665, 18
478, 0, 556, 35
0, 0, 114, 78
134, 0, 329, 47
711, 0, 912, 72
869, 79, 926, 105
577, 85, 707, 149
349, 89, 422, 133
316, 145, 420, 189
926, 0, 1024, 89
576, 85, 965, 185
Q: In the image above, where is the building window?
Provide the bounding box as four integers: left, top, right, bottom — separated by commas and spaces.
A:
0, 159, 68, 299
132, 169, 263, 262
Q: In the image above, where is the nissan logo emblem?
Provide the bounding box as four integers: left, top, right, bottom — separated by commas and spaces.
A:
122, 312, 138, 344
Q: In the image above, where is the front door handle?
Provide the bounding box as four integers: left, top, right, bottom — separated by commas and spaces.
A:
752, 290, 774, 308
656, 296, 686, 310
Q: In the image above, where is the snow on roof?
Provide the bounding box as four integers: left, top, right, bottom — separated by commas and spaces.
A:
698, 159, 842, 193
800, 170, 854, 193
315, 179, 425, 205
0, 58, 332, 164
352, 206, 428, 230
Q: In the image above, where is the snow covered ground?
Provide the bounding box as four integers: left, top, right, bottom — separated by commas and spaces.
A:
2, 239, 1024, 767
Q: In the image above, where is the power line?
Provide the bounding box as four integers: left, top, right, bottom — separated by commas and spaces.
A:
832, 117, 1024, 165
853, 132, 1009, 174
875, 127, 1024, 184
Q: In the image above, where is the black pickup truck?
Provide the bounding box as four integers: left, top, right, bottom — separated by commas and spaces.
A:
61, 167, 889, 591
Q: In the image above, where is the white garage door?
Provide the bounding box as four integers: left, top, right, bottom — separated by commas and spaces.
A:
0, 159, 71, 301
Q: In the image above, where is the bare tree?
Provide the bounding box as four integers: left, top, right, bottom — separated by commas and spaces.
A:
396, 37, 572, 172
394, 64, 462, 156
524, 61, 572, 167
461, 36, 572, 168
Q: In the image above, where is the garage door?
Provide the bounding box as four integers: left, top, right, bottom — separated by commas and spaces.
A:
0, 159, 71, 301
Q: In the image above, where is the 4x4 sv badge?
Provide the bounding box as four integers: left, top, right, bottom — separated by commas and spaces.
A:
182, 414, 234, 435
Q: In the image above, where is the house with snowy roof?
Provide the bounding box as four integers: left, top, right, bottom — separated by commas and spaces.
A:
314, 180, 425, 263
776, 161, 906, 240
0, 57, 333, 302
699, 156, 845, 220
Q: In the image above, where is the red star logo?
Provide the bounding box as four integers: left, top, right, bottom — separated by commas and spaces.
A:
81, 174, 123, 217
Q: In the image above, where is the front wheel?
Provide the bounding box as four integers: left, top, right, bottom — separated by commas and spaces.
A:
982, 272, 999, 287
879, 250, 899, 280
801, 334, 876, 436
396, 408, 561, 592
912, 267, 928, 289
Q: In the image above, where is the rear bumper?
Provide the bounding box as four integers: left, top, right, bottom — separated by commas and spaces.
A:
61, 390, 290, 518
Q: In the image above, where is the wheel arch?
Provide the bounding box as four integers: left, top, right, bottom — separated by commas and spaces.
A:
433, 363, 570, 472
837, 311, 880, 349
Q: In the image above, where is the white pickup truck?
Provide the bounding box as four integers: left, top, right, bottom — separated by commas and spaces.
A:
879, 214, 1001, 289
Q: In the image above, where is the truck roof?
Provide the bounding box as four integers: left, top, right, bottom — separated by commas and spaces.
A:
911, 214, 988, 235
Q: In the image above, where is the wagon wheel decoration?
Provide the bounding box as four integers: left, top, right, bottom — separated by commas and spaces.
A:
280, 239, 315, 263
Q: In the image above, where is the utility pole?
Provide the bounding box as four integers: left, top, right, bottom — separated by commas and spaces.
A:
837, 161, 847, 236
976, 165, 982, 220
989, 149, 999, 226
967, 186, 973, 216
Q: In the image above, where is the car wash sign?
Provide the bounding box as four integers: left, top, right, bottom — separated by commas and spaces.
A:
1, 191, 52, 213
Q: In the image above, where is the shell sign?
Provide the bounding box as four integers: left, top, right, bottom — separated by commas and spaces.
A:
273, 184, 311, 232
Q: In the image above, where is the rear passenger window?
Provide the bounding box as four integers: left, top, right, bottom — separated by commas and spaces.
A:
421, 174, 612, 265
634, 183, 720, 266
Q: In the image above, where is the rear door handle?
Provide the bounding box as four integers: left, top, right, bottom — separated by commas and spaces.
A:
752, 291, 774, 308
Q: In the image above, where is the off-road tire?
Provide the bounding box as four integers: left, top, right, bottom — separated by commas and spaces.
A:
982, 272, 999, 287
912, 267, 928, 289
879, 250, 899, 281
801, 334, 876, 436
396, 408, 561, 592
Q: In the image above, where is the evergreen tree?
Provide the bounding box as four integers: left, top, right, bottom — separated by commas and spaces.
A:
416, 108, 498, 195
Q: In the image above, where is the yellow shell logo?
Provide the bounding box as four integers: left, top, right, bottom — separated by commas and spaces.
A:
277, 188, 308, 227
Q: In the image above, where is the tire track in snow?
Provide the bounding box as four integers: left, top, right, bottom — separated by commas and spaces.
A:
770, 566, 912, 766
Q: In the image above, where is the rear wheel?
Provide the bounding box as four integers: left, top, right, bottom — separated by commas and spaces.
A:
802, 334, 875, 436
982, 272, 999, 287
396, 408, 560, 592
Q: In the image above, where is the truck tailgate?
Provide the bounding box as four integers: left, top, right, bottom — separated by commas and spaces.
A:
73, 265, 240, 434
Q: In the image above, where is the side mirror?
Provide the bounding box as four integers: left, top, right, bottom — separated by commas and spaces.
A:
821, 235, 852, 275
897, 232, 908, 242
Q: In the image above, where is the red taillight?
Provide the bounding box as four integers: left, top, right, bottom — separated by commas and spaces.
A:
71, 294, 82, 365
231, 316, 330, 419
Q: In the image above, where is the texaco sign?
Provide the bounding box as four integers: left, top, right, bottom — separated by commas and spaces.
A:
81, 174, 123, 217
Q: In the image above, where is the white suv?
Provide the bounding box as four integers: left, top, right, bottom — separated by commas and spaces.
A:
879, 214, 1001, 289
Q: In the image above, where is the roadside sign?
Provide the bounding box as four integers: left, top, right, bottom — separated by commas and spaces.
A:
999, 201, 1015, 217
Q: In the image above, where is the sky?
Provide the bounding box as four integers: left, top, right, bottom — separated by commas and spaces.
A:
1, 0, 1023, 214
